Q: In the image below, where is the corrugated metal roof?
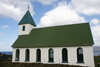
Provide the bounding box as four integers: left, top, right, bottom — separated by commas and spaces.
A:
18, 10, 36, 26
12, 23, 94, 48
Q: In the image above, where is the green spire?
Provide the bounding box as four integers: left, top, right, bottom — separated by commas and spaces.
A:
18, 10, 36, 27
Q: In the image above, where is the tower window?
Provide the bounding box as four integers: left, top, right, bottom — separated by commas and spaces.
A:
22, 26, 25, 31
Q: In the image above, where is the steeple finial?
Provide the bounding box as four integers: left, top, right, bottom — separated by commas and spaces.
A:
28, 4, 29, 10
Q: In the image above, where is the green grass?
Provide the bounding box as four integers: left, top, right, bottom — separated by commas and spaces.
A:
0, 62, 85, 67
94, 56, 100, 63
2, 61, 12, 63
94, 56, 100, 67
1, 56, 100, 67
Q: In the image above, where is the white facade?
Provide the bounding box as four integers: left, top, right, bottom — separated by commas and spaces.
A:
12, 46, 94, 67
19, 24, 35, 35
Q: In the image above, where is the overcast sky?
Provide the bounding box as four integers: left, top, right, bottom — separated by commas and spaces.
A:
0, 0, 100, 51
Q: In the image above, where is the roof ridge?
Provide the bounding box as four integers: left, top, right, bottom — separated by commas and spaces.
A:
35, 22, 89, 29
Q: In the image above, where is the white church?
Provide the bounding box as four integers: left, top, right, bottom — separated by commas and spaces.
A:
12, 10, 95, 67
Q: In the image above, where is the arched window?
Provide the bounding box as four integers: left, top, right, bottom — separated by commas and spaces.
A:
25, 49, 30, 61
15, 49, 20, 61
48, 48, 54, 62
36, 49, 41, 62
62, 48, 68, 63
77, 48, 84, 63
22, 26, 25, 31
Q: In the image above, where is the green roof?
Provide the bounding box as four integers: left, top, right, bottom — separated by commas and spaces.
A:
18, 10, 36, 26
12, 23, 94, 48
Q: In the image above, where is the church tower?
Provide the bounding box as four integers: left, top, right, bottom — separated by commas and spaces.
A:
18, 10, 36, 35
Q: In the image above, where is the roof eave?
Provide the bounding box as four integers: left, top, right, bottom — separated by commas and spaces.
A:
12, 44, 93, 48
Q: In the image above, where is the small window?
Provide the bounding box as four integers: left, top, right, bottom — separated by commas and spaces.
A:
48, 48, 54, 62
77, 48, 84, 63
22, 26, 25, 31
62, 48, 68, 63
36, 49, 41, 62
15, 49, 20, 61
25, 49, 30, 61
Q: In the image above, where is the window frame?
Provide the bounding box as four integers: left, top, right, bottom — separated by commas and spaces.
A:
25, 49, 30, 62
22, 25, 25, 31
36, 49, 41, 62
48, 48, 54, 62
15, 49, 20, 61
62, 48, 68, 63
77, 47, 84, 63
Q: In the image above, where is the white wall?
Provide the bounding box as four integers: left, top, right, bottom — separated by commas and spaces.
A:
12, 46, 94, 67
19, 24, 35, 35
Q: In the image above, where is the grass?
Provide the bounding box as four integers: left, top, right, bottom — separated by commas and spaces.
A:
2, 61, 12, 62
94, 56, 100, 67
0, 62, 86, 67
94, 56, 100, 63
1, 56, 100, 67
